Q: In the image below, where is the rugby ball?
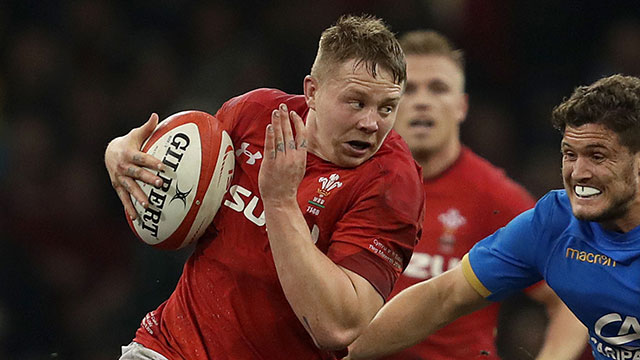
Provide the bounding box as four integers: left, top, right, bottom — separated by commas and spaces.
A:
126, 111, 235, 250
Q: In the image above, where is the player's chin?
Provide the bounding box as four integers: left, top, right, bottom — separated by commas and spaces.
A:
335, 159, 364, 168
572, 209, 600, 221
335, 153, 373, 168
571, 202, 607, 221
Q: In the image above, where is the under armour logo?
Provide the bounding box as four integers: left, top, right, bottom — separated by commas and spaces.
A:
235, 142, 262, 165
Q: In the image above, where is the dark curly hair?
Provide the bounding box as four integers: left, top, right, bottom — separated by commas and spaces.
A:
551, 74, 640, 152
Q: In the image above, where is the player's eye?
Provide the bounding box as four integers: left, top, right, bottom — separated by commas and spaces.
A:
429, 81, 450, 94
349, 101, 364, 110
562, 150, 576, 161
404, 83, 416, 95
591, 152, 605, 162
379, 105, 394, 115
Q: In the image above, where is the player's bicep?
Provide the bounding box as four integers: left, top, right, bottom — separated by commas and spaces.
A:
340, 266, 384, 322
460, 254, 492, 298
328, 241, 399, 301
444, 264, 491, 316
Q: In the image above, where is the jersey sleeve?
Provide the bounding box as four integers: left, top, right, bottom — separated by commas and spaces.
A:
214, 89, 274, 134
462, 192, 560, 301
327, 162, 425, 299
214, 88, 305, 139
213, 92, 245, 132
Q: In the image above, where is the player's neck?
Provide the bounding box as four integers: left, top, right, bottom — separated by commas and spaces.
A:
303, 110, 327, 161
417, 139, 462, 180
602, 199, 640, 233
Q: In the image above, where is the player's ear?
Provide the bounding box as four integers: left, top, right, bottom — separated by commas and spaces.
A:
457, 93, 469, 125
303, 75, 318, 110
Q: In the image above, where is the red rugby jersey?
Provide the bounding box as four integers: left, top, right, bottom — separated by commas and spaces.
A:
132, 88, 425, 359
384, 147, 535, 360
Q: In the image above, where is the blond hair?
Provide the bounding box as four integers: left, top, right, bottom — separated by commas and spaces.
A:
399, 30, 465, 72
310, 14, 406, 85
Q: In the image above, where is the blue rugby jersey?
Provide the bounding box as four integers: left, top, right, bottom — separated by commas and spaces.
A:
463, 190, 640, 359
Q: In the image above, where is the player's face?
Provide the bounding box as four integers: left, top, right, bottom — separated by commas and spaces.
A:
304, 59, 403, 168
394, 54, 467, 158
561, 123, 640, 230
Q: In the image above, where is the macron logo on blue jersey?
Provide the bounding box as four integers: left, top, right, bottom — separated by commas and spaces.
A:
565, 247, 617, 267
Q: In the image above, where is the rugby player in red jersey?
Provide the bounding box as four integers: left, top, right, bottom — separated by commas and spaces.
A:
105, 15, 424, 360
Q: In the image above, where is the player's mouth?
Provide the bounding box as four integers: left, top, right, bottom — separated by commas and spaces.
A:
344, 140, 372, 156
574, 185, 602, 198
409, 118, 435, 128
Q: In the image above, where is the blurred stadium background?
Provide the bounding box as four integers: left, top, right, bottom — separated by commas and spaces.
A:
0, 1, 638, 359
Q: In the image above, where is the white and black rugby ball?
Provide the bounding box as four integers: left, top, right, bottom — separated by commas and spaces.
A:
126, 110, 235, 250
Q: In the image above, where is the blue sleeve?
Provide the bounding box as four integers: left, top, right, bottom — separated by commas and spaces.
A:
464, 192, 560, 301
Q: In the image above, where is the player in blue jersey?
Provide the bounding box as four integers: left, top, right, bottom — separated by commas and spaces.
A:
345, 74, 640, 360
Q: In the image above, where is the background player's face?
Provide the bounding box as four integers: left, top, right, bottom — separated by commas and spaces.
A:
561, 123, 640, 229
305, 59, 403, 168
394, 54, 467, 159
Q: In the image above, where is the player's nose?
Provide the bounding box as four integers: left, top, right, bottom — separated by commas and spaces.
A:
356, 109, 380, 133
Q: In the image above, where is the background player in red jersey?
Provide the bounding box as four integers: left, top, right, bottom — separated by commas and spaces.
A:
377, 30, 589, 360
105, 15, 424, 360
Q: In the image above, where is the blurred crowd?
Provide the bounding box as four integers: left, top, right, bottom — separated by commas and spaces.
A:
0, 1, 638, 359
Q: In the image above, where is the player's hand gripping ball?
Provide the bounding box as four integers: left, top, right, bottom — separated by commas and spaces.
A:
126, 111, 235, 250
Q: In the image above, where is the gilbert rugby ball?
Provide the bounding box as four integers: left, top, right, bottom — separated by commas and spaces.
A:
126, 111, 235, 250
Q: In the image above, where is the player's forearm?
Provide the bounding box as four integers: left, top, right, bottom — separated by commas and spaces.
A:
264, 200, 369, 349
348, 266, 487, 359
348, 281, 445, 359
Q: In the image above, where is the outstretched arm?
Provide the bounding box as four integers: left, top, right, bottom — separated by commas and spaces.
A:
528, 284, 589, 360
259, 104, 383, 350
346, 265, 489, 359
